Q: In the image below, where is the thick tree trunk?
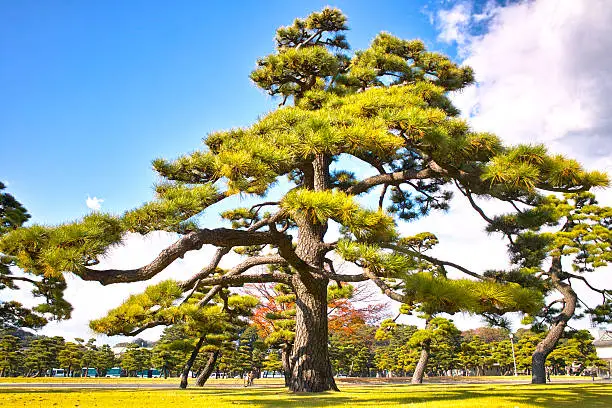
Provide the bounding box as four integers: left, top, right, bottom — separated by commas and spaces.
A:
532, 258, 577, 384
286, 153, 338, 393
281, 343, 292, 387
288, 275, 338, 392
411, 341, 430, 384
195, 350, 219, 387
179, 336, 205, 389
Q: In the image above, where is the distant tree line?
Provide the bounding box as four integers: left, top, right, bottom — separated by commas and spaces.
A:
0, 318, 605, 379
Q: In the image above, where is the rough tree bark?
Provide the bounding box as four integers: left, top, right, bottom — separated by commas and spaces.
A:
288, 274, 338, 392
532, 257, 577, 384
179, 336, 205, 389
195, 350, 220, 387
287, 154, 339, 392
411, 340, 431, 384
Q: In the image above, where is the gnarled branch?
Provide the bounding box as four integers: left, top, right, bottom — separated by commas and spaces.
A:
180, 247, 231, 292
80, 228, 285, 285
565, 272, 611, 301
126, 320, 167, 336
346, 168, 434, 195
362, 268, 404, 302
197, 271, 293, 286
327, 272, 369, 283
2, 275, 39, 285
384, 243, 486, 281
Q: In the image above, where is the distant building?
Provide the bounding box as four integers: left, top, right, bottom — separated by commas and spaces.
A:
593, 330, 612, 376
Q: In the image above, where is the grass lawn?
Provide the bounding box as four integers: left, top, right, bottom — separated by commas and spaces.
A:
0, 375, 602, 384
0, 376, 280, 385
1, 383, 610, 407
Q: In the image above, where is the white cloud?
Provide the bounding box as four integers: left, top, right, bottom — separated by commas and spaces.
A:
437, 1, 472, 45
86, 196, 104, 211
447, 0, 612, 183
433, 0, 612, 328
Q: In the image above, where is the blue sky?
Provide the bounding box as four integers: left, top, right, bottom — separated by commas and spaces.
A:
0, 0, 465, 224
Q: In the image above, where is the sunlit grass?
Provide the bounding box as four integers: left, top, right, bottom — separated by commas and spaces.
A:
0, 376, 282, 385
1, 383, 610, 407
0, 375, 602, 384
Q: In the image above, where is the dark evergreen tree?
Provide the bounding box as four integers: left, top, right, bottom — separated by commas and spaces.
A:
0, 334, 23, 377
0, 182, 71, 330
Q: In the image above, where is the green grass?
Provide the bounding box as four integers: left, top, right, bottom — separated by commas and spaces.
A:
0, 375, 602, 384
1, 383, 610, 407
0, 376, 282, 385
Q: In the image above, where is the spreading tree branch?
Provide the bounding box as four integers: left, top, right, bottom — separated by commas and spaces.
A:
327, 272, 369, 283
180, 247, 231, 291
2, 275, 39, 285
362, 268, 404, 302
79, 228, 285, 285
247, 210, 287, 232
565, 272, 611, 301
346, 168, 434, 195
454, 180, 495, 224
379, 184, 389, 210
126, 320, 167, 336
196, 271, 293, 286
384, 244, 486, 281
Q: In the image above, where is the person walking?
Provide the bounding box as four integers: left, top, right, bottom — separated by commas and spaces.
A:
244, 370, 254, 387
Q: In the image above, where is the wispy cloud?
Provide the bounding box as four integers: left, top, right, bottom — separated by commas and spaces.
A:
86, 196, 104, 211
446, 0, 612, 186
437, 1, 472, 45
432, 0, 612, 329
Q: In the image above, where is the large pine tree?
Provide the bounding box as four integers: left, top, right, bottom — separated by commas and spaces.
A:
0, 9, 608, 392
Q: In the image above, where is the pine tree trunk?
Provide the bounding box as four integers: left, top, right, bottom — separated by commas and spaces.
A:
411, 341, 430, 384
180, 336, 205, 389
532, 258, 576, 384
195, 350, 219, 387
282, 343, 292, 387
286, 154, 338, 393
288, 275, 338, 392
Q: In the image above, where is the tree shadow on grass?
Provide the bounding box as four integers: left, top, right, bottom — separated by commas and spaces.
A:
224, 384, 612, 408
1, 383, 610, 407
